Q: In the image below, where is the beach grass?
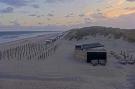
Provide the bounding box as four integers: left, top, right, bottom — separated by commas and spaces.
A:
65, 26, 135, 42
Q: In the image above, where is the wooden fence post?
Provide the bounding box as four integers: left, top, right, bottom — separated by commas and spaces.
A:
0, 50, 1, 60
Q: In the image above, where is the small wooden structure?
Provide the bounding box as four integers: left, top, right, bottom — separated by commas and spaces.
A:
75, 43, 107, 66
87, 49, 107, 65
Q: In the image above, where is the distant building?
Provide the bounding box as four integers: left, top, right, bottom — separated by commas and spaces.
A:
75, 43, 107, 66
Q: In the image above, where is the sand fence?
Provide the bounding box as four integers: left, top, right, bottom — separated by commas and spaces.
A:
110, 50, 135, 65
0, 34, 64, 61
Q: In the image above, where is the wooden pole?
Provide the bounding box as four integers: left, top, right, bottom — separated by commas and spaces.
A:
0, 50, 1, 60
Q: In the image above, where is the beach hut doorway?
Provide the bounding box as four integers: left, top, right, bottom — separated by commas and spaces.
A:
87, 52, 107, 65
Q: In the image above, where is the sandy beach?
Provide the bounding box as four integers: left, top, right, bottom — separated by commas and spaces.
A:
0, 0, 135, 88
0, 34, 134, 89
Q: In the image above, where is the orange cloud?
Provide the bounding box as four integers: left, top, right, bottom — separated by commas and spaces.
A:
103, 0, 135, 18
104, 7, 135, 18
85, 11, 93, 16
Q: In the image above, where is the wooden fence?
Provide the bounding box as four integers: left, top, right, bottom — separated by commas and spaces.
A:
0, 34, 63, 61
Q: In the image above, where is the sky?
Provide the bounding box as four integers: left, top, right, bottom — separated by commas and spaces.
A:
0, 0, 135, 30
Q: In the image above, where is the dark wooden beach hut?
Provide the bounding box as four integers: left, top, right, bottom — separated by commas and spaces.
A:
75, 43, 107, 66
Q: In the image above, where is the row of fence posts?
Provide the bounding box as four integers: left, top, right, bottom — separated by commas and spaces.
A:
120, 50, 134, 61
0, 34, 63, 61
110, 50, 135, 64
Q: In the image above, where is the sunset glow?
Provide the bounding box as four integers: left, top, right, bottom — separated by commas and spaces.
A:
0, 0, 135, 29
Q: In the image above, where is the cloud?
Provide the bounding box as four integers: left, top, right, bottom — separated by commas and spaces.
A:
127, 0, 135, 2
38, 22, 42, 25
104, 7, 135, 18
116, 13, 135, 28
28, 14, 44, 18
45, 0, 73, 3
29, 14, 36, 17
125, 7, 135, 10
45, 0, 60, 3
78, 14, 85, 17
101, 13, 135, 29
85, 11, 93, 17
65, 13, 74, 18
79, 11, 93, 20
0, 7, 14, 13
47, 18, 51, 21
10, 20, 21, 26
102, 0, 135, 18
37, 16, 41, 18
47, 13, 54, 17
84, 18, 93, 23
92, 13, 107, 19
0, 0, 28, 7
80, 12, 135, 29
32, 4, 39, 8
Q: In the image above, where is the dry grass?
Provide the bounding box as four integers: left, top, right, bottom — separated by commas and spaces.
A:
65, 26, 135, 42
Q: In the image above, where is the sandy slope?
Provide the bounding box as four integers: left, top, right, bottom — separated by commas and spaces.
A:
0, 36, 135, 89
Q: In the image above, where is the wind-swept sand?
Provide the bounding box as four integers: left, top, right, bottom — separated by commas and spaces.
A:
0, 35, 135, 89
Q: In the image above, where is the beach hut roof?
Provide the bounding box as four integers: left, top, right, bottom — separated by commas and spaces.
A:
76, 43, 104, 50
87, 48, 106, 52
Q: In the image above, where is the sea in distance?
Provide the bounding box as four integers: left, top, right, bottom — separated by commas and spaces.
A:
0, 31, 61, 44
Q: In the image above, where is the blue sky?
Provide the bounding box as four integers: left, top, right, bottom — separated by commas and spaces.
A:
0, 0, 135, 30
